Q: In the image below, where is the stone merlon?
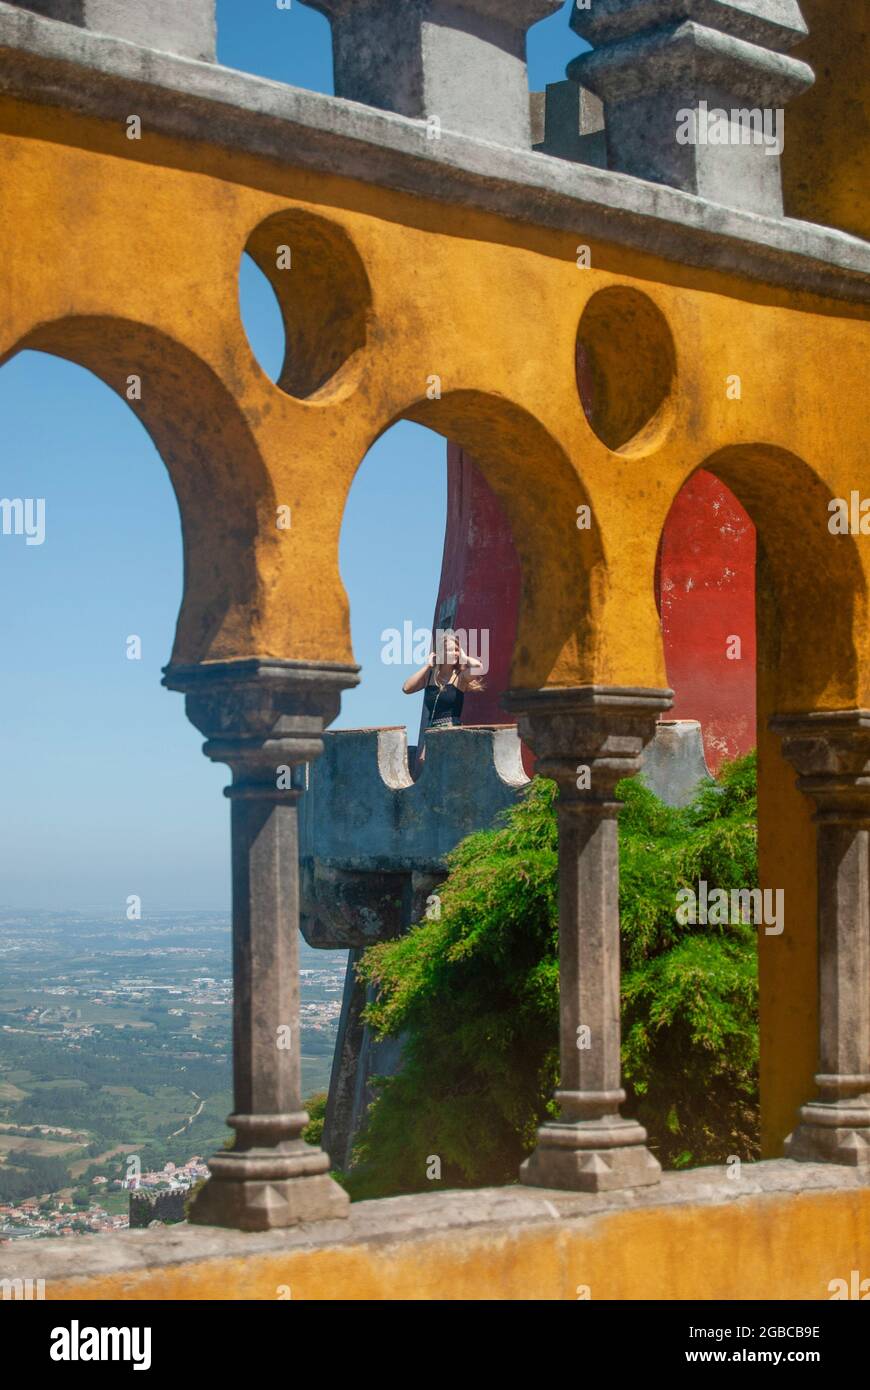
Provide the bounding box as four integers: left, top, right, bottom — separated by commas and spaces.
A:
305, 0, 563, 146
569, 0, 809, 52
6, 0, 217, 61
568, 0, 814, 215
300, 725, 528, 877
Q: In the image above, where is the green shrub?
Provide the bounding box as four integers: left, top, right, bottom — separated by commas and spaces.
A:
346, 753, 760, 1199
302, 1092, 328, 1146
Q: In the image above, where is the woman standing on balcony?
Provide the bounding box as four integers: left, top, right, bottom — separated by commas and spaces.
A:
403, 631, 484, 732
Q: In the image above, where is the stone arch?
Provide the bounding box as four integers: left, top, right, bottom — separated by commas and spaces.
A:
666, 444, 868, 1158
2, 316, 276, 666
353, 389, 606, 692
691, 444, 867, 713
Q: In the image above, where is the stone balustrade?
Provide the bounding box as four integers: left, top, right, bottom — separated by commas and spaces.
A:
6, 0, 216, 61
567, 0, 813, 213
308, 0, 563, 146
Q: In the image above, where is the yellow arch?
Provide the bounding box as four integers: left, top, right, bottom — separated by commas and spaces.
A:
5, 316, 278, 665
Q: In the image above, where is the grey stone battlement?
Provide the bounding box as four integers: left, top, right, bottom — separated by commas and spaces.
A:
299, 719, 709, 956
300, 724, 527, 877
129, 1188, 187, 1228
301, 719, 710, 879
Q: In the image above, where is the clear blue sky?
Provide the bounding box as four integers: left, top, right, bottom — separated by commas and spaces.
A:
0, 1, 586, 910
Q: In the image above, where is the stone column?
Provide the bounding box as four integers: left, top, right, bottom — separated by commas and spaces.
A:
163, 658, 359, 1231
567, 0, 813, 216
306, 0, 563, 147
772, 710, 870, 1167
503, 686, 672, 1192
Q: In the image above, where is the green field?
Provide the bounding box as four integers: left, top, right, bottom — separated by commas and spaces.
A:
0, 910, 345, 1212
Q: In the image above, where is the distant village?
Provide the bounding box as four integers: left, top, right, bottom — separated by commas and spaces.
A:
0, 913, 345, 1243
0, 1157, 211, 1241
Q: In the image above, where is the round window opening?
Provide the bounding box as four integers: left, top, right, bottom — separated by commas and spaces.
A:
239, 209, 371, 400
576, 286, 676, 453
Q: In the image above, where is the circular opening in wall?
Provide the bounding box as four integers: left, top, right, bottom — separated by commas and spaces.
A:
576, 287, 676, 453
240, 209, 372, 400
239, 252, 286, 384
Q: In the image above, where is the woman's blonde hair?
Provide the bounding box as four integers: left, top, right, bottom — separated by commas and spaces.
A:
440, 630, 485, 693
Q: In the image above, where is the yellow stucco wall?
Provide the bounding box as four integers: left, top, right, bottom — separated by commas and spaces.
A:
1, 96, 867, 696
37, 1186, 870, 1301
1, 88, 868, 1155
783, 0, 870, 241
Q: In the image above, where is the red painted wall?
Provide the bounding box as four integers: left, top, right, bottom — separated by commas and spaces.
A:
419, 442, 522, 739
656, 469, 756, 769
426, 451, 756, 774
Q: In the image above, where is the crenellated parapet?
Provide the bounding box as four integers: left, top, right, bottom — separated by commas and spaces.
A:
300, 719, 711, 950
300, 724, 527, 949
302, 724, 527, 871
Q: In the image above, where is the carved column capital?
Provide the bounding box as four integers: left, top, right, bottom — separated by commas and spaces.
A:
503, 685, 673, 802
770, 709, 870, 822
164, 658, 360, 796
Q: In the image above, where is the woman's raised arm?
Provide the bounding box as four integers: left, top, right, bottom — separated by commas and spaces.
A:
402, 654, 434, 694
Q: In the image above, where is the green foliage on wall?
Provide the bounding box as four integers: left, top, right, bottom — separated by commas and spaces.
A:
345, 754, 760, 1200
302, 1091, 328, 1147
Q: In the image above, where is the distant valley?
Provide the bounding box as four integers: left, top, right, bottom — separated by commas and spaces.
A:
0, 909, 346, 1239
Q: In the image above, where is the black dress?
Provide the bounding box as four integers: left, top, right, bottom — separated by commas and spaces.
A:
423, 671, 464, 728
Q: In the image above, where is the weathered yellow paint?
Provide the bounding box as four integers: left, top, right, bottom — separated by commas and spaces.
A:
40, 1187, 870, 1300
783, 1, 870, 241
1, 84, 868, 1157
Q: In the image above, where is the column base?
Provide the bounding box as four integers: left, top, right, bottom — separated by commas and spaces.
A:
784, 1100, 870, 1168
520, 1118, 662, 1193
189, 1146, 350, 1231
